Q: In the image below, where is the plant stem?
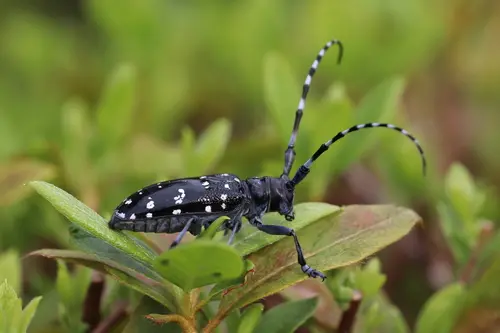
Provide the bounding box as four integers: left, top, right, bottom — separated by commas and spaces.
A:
338, 290, 362, 333
146, 314, 197, 333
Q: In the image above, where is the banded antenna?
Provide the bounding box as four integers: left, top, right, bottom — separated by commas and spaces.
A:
290, 123, 427, 186
282, 39, 344, 177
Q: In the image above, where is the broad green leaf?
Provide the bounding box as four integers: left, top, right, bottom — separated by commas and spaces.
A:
254, 297, 318, 333
30, 249, 179, 312
415, 283, 466, 333
198, 216, 230, 240
30, 181, 156, 265
233, 202, 341, 256
153, 241, 245, 292
237, 303, 264, 333
445, 163, 484, 222
195, 118, 232, 174
219, 205, 420, 314
0, 250, 21, 294
68, 225, 162, 280
263, 52, 300, 141
96, 63, 136, 148
0, 160, 55, 207
329, 77, 405, 175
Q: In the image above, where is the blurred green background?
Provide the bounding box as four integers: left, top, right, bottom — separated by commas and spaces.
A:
1, 0, 500, 331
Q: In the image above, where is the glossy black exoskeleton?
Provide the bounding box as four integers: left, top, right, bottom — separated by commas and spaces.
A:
109, 39, 427, 280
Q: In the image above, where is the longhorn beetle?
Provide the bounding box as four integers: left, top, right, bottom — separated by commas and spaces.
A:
109, 39, 426, 281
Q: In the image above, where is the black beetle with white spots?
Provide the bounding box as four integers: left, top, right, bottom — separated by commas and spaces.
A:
109, 39, 426, 281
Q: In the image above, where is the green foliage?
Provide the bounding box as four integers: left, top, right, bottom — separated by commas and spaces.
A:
0, 280, 42, 333
254, 297, 318, 333
27, 181, 420, 331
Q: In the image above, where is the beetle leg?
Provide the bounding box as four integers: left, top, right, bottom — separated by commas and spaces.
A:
169, 218, 194, 249
227, 219, 242, 245
250, 218, 326, 280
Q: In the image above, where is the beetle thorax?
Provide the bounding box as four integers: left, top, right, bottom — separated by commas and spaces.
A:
244, 176, 295, 219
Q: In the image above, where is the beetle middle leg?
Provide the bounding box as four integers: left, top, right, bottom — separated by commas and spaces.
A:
250, 218, 326, 280
227, 219, 242, 245
169, 217, 195, 249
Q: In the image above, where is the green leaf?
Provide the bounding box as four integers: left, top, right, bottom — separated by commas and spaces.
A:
237, 303, 264, 333
233, 202, 341, 256
356, 294, 410, 333
123, 296, 181, 333
263, 52, 300, 141
18, 296, 42, 333
0, 279, 42, 333
30, 181, 156, 265
329, 77, 405, 175
96, 63, 137, 148
225, 309, 241, 333
197, 216, 230, 240
254, 297, 318, 333
219, 204, 420, 314
30, 249, 180, 312
194, 118, 232, 174
0, 250, 21, 294
353, 258, 387, 299
153, 241, 245, 292
0, 160, 55, 207
209, 260, 255, 301
415, 283, 466, 333
56, 260, 91, 315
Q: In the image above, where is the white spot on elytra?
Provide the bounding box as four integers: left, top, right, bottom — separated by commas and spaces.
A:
146, 213, 153, 218
173, 209, 181, 215
234, 178, 240, 183
175, 199, 183, 205
139, 191, 143, 195
146, 201, 155, 209
158, 185, 162, 188
205, 205, 212, 213
221, 203, 226, 209
148, 197, 152, 200
117, 212, 125, 218
179, 188, 185, 194
221, 194, 227, 201
125, 199, 132, 205
224, 184, 230, 189
202, 181, 209, 186
222, 173, 229, 176
130, 214, 136, 220
200, 176, 207, 179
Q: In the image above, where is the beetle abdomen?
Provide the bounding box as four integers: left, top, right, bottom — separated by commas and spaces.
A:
109, 215, 203, 235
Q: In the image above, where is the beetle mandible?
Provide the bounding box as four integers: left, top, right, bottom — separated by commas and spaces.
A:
109, 39, 426, 281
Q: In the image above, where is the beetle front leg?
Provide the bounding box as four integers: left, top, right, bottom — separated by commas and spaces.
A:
250, 218, 325, 280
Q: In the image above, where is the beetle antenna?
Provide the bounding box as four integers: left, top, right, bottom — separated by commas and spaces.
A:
282, 39, 344, 178
289, 122, 427, 186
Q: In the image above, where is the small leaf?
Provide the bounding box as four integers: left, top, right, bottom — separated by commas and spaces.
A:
18, 296, 42, 333
0, 250, 21, 294
197, 216, 230, 240
194, 118, 232, 174
415, 283, 466, 333
0, 160, 55, 207
0, 279, 42, 333
254, 297, 318, 333
237, 303, 264, 333
209, 260, 255, 301
96, 63, 137, 148
353, 258, 387, 299
219, 204, 420, 313
153, 241, 245, 292
30, 181, 156, 265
